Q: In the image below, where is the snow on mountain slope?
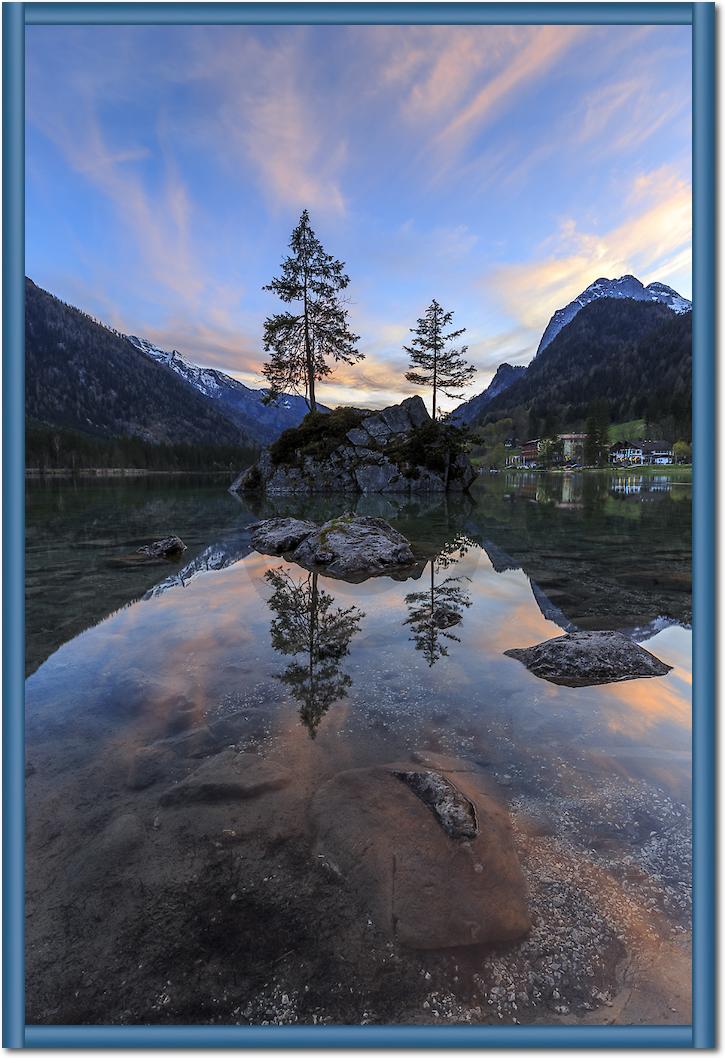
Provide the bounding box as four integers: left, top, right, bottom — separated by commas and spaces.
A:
126, 335, 321, 443
536, 275, 691, 355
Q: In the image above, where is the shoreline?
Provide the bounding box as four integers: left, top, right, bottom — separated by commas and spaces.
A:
25, 467, 239, 479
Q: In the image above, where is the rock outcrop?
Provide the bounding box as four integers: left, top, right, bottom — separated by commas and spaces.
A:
504, 630, 672, 686
310, 759, 530, 949
250, 514, 416, 580
230, 396, 476, 496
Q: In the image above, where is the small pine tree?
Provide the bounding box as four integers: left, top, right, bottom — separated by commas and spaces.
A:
261, 210, 363, 413
404, 299, 476, 421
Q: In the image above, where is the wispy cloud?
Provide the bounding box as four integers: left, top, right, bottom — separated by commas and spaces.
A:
27, 73, 207, 308
26, 24, 693, 407
489, 166, 691, 334
435, 26, 583, 153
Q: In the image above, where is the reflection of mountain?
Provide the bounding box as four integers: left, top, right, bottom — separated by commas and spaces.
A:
143, 537, 253, 599
404, 537, 472, 666
481, 538, 686, 643
265, 568, 364, 737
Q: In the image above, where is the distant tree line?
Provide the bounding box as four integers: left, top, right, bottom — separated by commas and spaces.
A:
26, 422, 258, 473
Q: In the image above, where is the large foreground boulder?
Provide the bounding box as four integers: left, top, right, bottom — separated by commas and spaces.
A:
310, 760, 530, 949
229, 397, 476, 495
504, 630, 672, 686
292, 515, 414, 578
250, 514, 416, 580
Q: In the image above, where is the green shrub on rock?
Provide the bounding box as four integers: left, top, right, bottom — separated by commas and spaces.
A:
269, 407, 367, 467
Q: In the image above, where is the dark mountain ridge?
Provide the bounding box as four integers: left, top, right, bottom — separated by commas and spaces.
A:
482, 298, 692, 437
25, 278, 249, 448
450, 362, 526, 425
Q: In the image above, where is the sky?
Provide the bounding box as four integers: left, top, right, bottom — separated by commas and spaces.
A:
26, 23, 692, 411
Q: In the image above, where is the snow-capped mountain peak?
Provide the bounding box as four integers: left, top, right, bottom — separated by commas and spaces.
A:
536, 275, 691, 355
644, 282, 692, 315
125, 334, 321, 444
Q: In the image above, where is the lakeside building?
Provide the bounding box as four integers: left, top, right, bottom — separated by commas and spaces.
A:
609, 440, 673, 465
558, 433, 587, 462
520, 439, 541, 467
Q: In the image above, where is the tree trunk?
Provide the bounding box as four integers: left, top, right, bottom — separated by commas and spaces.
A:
303, 269, 316, 413
432, 303, 438, 422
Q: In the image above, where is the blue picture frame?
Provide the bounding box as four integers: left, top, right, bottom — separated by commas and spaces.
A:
3, 2, 715, 1048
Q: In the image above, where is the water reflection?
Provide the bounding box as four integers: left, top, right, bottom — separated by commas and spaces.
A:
24, 474, 693, 1026
404, 536, 472, 667
265, 567, 365, 737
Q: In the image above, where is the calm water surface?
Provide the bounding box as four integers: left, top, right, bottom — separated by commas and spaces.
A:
25, 471, 692, 1026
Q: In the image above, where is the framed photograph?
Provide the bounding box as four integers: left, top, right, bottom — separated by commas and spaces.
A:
3, 1, 715, 1048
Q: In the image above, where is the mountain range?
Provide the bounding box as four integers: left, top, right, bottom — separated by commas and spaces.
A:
125, 336, 322, 444
452, 275, 691, 435
25, 278, 320, 450
25, 271, 692, 456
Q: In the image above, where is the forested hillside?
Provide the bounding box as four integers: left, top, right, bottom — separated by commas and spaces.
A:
480, 299, 692, 440
25, 278, 251, 448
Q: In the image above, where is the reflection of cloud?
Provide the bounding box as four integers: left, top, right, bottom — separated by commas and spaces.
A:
600, 671, 691, 738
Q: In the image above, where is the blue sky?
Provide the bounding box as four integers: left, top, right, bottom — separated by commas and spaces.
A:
26, 23, 692, 409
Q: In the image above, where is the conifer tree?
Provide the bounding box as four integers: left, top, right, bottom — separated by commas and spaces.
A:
261, 210, 363, 413
584, 398, 610, 466
404, 299, 476, 421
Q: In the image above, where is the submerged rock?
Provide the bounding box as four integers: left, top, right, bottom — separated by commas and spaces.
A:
137, 536, 187, 559
504, 630, 672, 686
310, 760, 530, 949
160, 749, 290, 806
126, 745, 174, 791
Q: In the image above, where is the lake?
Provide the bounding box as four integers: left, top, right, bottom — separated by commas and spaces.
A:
24, 470, 692, 1026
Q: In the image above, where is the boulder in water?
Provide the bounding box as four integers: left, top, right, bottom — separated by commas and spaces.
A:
504, 630, 672, 686
290, 515, 415, 579
137, 536, 187, 559
249, 518, 317, 554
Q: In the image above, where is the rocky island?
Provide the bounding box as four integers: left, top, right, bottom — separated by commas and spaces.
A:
230, 396, 476, 496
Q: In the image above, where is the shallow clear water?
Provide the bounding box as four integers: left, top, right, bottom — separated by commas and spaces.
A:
25, 471, 692, 1026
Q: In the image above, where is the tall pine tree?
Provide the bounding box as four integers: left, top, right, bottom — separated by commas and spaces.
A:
261, 210, 363, 413
404, 300, 476, 421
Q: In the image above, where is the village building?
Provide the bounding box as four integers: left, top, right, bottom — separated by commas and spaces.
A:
520, 439, 540, 467
557, 433, 587, 462
609, 440, 673, 465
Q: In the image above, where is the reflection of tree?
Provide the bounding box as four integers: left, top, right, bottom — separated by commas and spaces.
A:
404, 536, 472, 666
265, 567, 364, 738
